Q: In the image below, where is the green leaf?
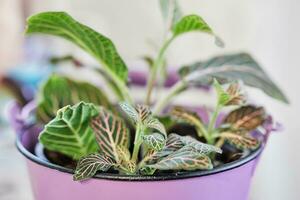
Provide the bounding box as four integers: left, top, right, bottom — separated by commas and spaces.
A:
160, 0, 182, 28
144, 117, 167, 137
170, 106, 204, 127
213, 79, 231, 106
172, 14, 223, 47
144, 133, 221, 165
172, 14, 212, 36
119, 102, 140, 123
222, 132, 260, 150
39, 102, 99, 160
91, 107, 130, 162
116, 145, 136, 174
73, 153, 115, 181
179, 53, 289, 103
142, 133, 185, 164
119, 102, 167, 137
143, 133, 166, 151
223, 105, 266, 131
25, 12, 128, 83
147, 145, 213, 171
139, 166, 156, 175
116, 145, 131, 162
36, 74, 111, 123
180, 135, 222, 154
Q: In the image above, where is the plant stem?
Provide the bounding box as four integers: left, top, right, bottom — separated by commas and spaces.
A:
145, 36, 175, 105
114, 77, 133, 104
208, 105, 221, 134
153, 80, 187, 114
215, 138, 225, 148
131, 124, 143, 163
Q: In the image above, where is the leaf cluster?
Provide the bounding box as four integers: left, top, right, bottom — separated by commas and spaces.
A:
24, 0, 287, 181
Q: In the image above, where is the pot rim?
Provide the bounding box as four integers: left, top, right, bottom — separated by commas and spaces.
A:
16, 132, 263, 182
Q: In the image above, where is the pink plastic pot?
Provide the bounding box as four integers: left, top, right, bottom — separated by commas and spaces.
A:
10, 72, 264, 200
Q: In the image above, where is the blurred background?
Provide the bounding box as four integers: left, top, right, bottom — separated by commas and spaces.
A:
0, 0, 299, 199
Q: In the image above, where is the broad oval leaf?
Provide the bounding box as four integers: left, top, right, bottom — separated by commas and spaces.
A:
144, 117, 167, 137
147, 146, 213, 171
26, 12, 128, 83
143, 133, 166, 151
119, 102, 139, 123
142, 133, 185, 164
74, 153, 115, 181
222, 132, 260, 150
37, 74, 111, 123
179, 53, 289, 103
39, 102, 99, 160
170, 106, 203, 127
145, 133, 221, 164
180, 135, 222, 154
172, 14, 213, 36
223, 105, 266, 131
91, 107, 130, 162
172, 14, 223, 47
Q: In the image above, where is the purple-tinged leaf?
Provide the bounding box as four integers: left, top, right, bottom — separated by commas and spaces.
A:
147, 145, 213, 171
223, 105, 266, 131
222, 132, 260, 150
91, 108, 129, 162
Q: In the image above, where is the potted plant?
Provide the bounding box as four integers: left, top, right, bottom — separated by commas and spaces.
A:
9, 1, 287, 200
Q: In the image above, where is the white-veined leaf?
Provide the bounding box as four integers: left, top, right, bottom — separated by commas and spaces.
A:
91, 107, 130, 162
139, 166, 156, 175
119, 102, 139, 123
180, 135, 222, 154
170, 106, 206, 136
116, 145, 136, 174
37, 74, 111, 123
116, 145, 131, 162
143, 133, 166, 151
179, 53, 289, 103
26, 12, 128, 83
144, 117, 167, 137
119, 102, 166, 137
144, 133, 221, 165
222, 132, 260, 150
147, 145, 213, 171
73, 153, 115, 181
39, 102, 99, 160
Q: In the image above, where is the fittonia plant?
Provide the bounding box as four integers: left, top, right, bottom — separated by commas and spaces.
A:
24, 0, 288, 181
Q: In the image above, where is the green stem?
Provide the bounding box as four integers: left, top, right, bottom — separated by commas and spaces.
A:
153, 80, 187, 114
208, 105, 221, 134
196, 126, 213, 145
145, 36, 175, 105
114, 77, 133, 104
131, 124, 143, 163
